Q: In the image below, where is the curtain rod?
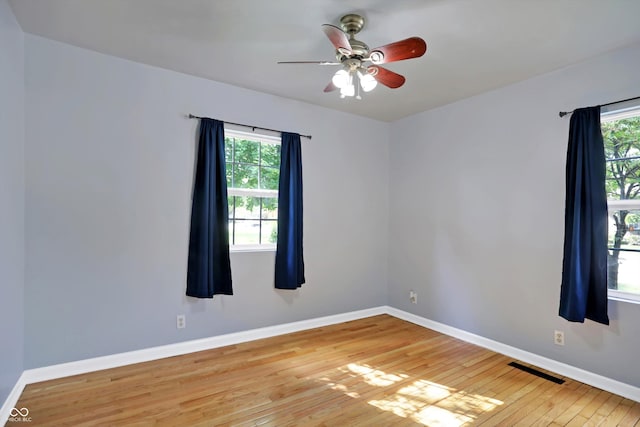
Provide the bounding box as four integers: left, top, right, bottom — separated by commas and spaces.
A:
559, 95, 640, 118
188, 114, 312, 140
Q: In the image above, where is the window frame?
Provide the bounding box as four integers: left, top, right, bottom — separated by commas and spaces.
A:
601, 101, 640, 304
225, 128, 280, 252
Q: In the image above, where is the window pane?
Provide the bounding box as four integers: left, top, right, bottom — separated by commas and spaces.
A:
234, 164, 259, 189
234, 220, 260, 245
261, 197, 278, 219
234, 196, 260, 219
603, 117, 640, 203
225, 138, 234, 162
260, 166, 279, 190
261, 143, 281, 168
226, 162, 234, 188
234, 139, 260, 165
261, 220, 278, 244
608, 208, 640, 294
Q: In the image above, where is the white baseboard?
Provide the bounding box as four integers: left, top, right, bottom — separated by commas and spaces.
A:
386, 306, 640, 402
0, 372, 28, 425
22, 306, 387, 385
2, 304, 638, 424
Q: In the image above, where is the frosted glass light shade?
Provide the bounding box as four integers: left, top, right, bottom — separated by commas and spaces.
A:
359, 72, 378, 92
332, 69, 350, 89
340, 84, 355, 97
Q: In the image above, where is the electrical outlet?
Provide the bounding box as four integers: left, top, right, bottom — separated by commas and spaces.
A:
409, 291, 417, 304
554, 330, 564, 346
177, 314, 186, 329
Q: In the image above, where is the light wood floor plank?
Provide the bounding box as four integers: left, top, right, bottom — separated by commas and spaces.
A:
618, 401, 640, 426
8, 315, 639, 426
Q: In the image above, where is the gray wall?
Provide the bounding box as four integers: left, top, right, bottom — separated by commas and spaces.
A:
7, 16, 639, 395
0, 0, 24, 403
389, 42, 640, 386
23, 35, 389, 368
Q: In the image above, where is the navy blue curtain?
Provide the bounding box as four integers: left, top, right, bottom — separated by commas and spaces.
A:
275, 132, 305, 289
559, 106, 609, 324
186, 118, 233, 298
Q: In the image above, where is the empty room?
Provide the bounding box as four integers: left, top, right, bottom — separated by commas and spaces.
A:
2, 0, 640, 425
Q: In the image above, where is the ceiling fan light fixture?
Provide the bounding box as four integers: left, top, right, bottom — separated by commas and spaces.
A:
332, 69, 350, 89
340, 82, 355, 97
358, 70, 378, 92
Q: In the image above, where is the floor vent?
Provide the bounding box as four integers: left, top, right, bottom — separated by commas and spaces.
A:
508, 361, 565, 384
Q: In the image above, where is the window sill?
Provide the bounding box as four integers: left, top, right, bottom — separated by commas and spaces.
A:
608, 290, 640, 305
230, 244, 276, 253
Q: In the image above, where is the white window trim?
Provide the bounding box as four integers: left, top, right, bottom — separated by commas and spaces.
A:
225, 127, 280, 252
601, 104, 640, 122
225, 127, 281, 145
228, 187, 278, 198
608, 200, 640, 212
230, 243, 276, 253
608, 290, 640, 305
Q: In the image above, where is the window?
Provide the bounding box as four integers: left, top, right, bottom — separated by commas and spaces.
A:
225, 129, 280, 250
602, 101, 640, 302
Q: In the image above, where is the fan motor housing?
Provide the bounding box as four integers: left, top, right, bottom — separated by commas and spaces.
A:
348, 38, 369, 57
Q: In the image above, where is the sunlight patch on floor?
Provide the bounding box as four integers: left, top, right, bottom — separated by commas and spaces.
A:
345, 363, 408, 387
322, 381, 361, 398
319, 363, 503, 426
369, 379, 503, 426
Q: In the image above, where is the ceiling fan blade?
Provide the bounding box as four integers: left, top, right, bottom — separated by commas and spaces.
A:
369, 37, 427, 64
367, 66, 406, 89
321, 24, 352, 55
277, 61, 341, 65
324, 81, 338, 92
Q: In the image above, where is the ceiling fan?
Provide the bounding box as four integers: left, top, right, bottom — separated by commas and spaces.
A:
278, 13, 427, 99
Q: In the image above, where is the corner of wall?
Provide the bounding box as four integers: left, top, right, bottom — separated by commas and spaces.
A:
0, 0, 26, 410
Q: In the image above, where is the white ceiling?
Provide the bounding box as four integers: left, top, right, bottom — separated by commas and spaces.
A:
9, 0, 640, 122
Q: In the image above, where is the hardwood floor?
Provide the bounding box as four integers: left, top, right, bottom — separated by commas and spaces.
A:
9, 315, 640, 426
